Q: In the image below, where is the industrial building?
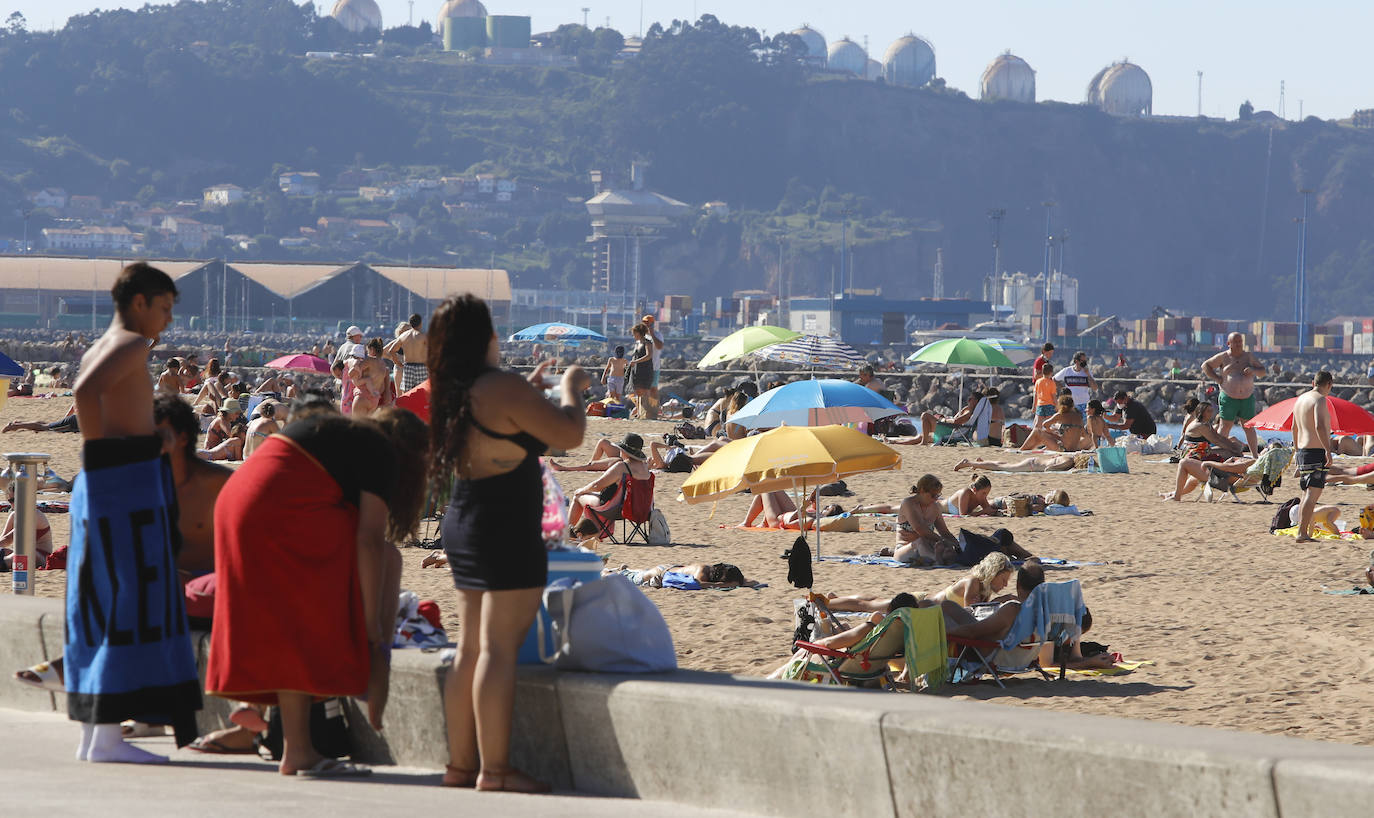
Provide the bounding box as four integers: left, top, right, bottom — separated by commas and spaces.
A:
439, 0, 533, 53
789, 25, 826, 67
980, 52, 1035, 103
584, 164, 690, 321
826, 38, 867, 76
0, 256, 509, 332
786, 295, 993, 346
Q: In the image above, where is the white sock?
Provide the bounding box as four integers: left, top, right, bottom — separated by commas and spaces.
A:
76, 722, 94, 762
86, 723, 168, 765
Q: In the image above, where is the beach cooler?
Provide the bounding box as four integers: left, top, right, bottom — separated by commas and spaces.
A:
518, 550, 604, 664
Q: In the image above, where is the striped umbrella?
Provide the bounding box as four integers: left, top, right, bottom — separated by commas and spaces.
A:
509, 322, 607, 344
753, 334, 868, 371
979, 338, 1036, 365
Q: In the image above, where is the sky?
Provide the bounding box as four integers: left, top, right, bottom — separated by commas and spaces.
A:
8, 0, 1372, 120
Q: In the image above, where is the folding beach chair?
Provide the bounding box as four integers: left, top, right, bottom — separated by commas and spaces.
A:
1202, 443, 1292, 504
587, 472, 657, 544
793, 607, 947, 693
934, 397, 991, 447
948, 580, 1085, 688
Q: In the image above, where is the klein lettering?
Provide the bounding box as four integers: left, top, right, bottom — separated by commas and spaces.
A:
77, 506, 184, 648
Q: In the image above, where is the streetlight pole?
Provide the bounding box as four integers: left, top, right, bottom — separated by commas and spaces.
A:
21, 209, 30, 255
1040, 201, 1055, 342
840, 209, 850, 296
1297, 187, 1313, 354
987, 208, 1005, 307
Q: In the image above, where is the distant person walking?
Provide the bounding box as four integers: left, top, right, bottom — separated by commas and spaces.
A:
1203, 333, 1265, 457
628, 323, 655, 418
429, 294, 589, 793
602, 345, 628, 403
643, 315, 665, 405
1291, 370, 1334, 542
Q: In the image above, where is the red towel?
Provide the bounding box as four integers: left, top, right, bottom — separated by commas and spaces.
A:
205, 435, 369, 705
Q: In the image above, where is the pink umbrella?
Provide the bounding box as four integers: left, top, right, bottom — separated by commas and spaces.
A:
265, 353, 332, 374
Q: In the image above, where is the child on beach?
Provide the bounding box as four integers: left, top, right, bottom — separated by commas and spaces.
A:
1032, 362, 1058, 430
602, 346, 628, 403
66, 262, 202, 763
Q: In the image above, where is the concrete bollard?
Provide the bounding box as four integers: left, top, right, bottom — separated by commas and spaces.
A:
4, 452, 51, 595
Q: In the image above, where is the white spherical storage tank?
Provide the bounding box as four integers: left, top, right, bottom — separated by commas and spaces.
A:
882, 34, 936, 88
980, 52, 1035, 103
331, 0, 382, 33
1088, 61, 1152, 116
827, 37, 867, 76
790, 25, 827, 65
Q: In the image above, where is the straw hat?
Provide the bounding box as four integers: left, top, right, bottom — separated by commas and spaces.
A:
614, 433, 647, 461
221, 398, 242, 414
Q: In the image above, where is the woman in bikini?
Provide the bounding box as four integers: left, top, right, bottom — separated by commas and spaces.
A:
607, 562, 749, 588
887, 474, 959, 566
1178, 401, 1243, 462
826, 552, 1014, 613
954, 453, 1079, 473
944, 475, 997, 516
1085, 400, 1114, 448
565, 434, 654, 530
1018, 395, 1090, 452
243, 401, 281, 458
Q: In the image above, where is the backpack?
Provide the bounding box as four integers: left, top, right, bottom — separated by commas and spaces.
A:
258, 698, 352, 761
1270, 497, 1301, 533
647, 508, 671, 544
674, 422, 706, 440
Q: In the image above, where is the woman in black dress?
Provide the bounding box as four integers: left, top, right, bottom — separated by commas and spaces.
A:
627, 323, 654, 417
430, 294, 588, 793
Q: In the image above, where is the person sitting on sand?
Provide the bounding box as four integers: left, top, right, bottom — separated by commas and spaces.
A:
1018, 394, 1090, 452
1084, 400, 1113, 447
883, 474, 959, 566
955, 453, 1087, 473
605, 561, 750, 589
244, 401, 281, 458
826, 552, 1014, 613
945, 475, 997, 516
204, 398, 243, 449
3, 403, 80, 434
566, 434, 653, 529
156, 358, 183, 395
0, 474, 53, 570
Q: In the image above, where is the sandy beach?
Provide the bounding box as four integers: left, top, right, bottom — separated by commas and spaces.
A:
5, 397, 1373, 746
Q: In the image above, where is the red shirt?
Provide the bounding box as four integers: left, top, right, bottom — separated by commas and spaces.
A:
1033, 354, 1052, 377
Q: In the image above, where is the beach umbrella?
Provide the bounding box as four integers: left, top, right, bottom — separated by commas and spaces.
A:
906, 337, 1017, 368
978, 338, 1036, 366
906, 337, 1016, 403
1245, 394, 1374, 437
0, 350, 22, 377
696, 325, 801, 369
752, 334, 867, 372
508, 322, 607, 344
727, 378, 904, 430
680, 425, 901, 559
265, 353, 331, 374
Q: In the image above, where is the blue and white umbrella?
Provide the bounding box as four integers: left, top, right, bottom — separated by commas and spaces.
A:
728, 379, 904, 430
508, 322, 607, 345
752, 334, 868, 371
0, 350, 22, 377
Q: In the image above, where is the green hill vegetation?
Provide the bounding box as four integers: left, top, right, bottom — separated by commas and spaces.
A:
3, 3, 1374, 319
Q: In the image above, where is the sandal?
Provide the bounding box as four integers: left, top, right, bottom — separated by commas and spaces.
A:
13, 660, 64, 692
441, 764, 478, 788
296, 758, 372, 778
476, 767, 551, 793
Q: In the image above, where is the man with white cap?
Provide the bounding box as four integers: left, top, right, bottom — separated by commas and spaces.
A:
334, 326, 365, 365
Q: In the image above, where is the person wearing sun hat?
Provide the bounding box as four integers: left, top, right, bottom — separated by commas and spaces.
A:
334, 326, 366, 365
567, 432, 654, 530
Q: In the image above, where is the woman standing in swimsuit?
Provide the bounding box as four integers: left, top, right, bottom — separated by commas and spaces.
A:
430, 294, 589, 794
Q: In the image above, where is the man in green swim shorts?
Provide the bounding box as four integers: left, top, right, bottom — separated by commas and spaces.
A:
1203, 333, 1265, 457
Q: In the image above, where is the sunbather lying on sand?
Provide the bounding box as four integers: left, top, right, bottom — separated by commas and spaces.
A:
606, 562, 750, 589
825, 552, 1014, 613
955, 453, 1085, 473
989, 490, 1071, 514
738, 489, 838, 529
551, 436, 724, 472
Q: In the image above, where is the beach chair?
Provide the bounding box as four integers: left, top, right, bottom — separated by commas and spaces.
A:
948, 580, 1085, 687
587, 472, 657, 544
1204, 444, 1292, 504
934, 397, 991, 446
792, 606, 946, 692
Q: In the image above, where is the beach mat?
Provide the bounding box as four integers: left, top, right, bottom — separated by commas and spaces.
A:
1039, 659, 1154, 677
817, 555, 1102, 570
1322, 585, 1374, 595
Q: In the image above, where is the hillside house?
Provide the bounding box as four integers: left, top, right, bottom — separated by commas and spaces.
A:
279, 171, 321, 196
203, 184, 246, 208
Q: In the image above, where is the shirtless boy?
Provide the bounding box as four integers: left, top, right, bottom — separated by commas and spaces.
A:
1292, 370, 1334, 542
384, 313, 429, 392
602, 346, 629, 403
1203, 333, 1265, 457
67, 262, 202, 763
156, 358, 183, 395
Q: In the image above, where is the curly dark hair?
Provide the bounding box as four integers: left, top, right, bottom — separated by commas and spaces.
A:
428, 293, 496, 476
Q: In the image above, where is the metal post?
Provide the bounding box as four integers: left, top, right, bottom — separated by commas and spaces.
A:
841, 210, 850, 295
1041, 201, 1055, 342
5, 452, 50, 595
1298, 189, 1312, 354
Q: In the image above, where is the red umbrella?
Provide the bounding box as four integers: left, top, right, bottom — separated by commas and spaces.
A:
394, 378, 430, 422
265, 353, 332, 374
1245, 394, 1374, 437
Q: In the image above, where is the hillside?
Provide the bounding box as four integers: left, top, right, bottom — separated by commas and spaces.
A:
1, 5, 1373, 317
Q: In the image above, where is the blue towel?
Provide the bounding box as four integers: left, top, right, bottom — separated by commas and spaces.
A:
661, 570, 702, 590
1001, 580, 1085, 650
65, 437, 202, 746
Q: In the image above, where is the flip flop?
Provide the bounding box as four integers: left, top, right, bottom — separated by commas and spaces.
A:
186, 736, 257, 755
13, 661, 64, 692
121, 721, 167, 738
296, 758, 372, 778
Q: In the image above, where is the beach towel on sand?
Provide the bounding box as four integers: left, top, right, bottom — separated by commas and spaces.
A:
206, 435, 371, 705
64, 437, 201, 747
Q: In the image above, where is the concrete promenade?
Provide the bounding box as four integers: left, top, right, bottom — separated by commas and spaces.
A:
5, 595, 1374, 817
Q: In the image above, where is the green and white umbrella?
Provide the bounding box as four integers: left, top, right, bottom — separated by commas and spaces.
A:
697, 325, 801, 369
907, 337, 1017, 403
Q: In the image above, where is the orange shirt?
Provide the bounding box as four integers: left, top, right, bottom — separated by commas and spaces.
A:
1034, 375, 1058, 408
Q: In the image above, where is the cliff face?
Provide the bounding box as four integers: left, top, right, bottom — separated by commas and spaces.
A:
741, 80, 1374, 316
